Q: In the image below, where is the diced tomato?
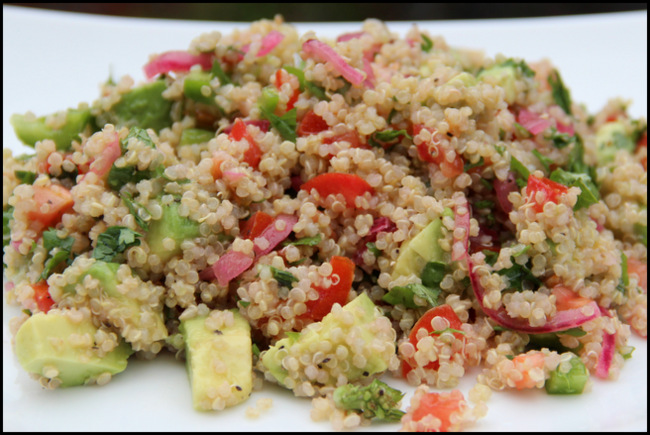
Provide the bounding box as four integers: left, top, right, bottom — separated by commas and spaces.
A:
88, 132, 121, 179
275, 70, 301, 111
409, 389, 467, 432
240, 211, 274, 240
526, 175, 568, 213
627, 258, 647, 293
413, 124, 464, 178
31, 281, 55, 313
27, 184, 74, 234
511, 351, 546, 390
552, 285, 592, 311
297, 110, 329, 137
301, 256, 355, 321
323, 130, 370, 159
229, 118, 262, 169
402, 304, 463, 377
211, 151, 228, 179
300, 173, 374, 208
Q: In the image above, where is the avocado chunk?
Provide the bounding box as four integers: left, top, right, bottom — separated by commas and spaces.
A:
146, 201, 201, 263
179, 309, 252, 411
62, 259, 168, 353
595, 121, 636, 165
107, 80, 173, 131
391, 217, 444, 281
14, 311, 132, 387
478, 65, 518, 105
10, 108, 93, 151
262, 293, 396, 395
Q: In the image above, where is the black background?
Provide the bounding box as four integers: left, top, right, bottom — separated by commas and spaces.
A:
6, 3, 647, 22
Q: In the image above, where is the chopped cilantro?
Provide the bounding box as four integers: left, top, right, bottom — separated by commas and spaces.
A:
366, 242, 382, 257
40, 228, 75, 280
549, 168, 600, 210
616, 252, 629, 294
283, 65, 329, 101
510, 155, 530, 181
421, 261, 447, 289
92, 226, 142, 263
368, 129, 411, 148
382, 282, 440, 309
546, 127, 577, 149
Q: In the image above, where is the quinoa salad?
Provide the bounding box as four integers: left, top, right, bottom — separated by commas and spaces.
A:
3, 16, 647, 432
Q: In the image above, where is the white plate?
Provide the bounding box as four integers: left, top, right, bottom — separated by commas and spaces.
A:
3, 5, 647, 432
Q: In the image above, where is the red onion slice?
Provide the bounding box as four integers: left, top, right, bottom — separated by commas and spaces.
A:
517, 108, 552, 135
242, 30, 285, 57
210, 250, 254, 287
144, 51, 214, 79
253, 214, 298, 256
302, 39, 365, 86
468, 257, 600, 333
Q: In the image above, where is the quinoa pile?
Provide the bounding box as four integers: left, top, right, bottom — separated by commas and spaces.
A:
3, 16, 647, 432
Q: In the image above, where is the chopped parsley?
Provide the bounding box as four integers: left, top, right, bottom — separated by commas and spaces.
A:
382, 282, 440, 309
531, 149, 553, 172
92, 226, 142, 263
616, 252, 629, 294
464, 157, 485, 172
107, 127, 163, 191
546, 127, 577, 149
259, 87, 297, 142
120, 192, 151, 231
501, 58, 535, 78
366, 242, 382, 257
510, 155, 530, 187
211, 59, 232, 86
283, 65, 329, 101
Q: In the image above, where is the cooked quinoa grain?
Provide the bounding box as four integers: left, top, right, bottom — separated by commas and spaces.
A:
3, 16, 646, 432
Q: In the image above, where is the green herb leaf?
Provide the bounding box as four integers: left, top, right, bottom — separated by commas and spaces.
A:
210, 59, 232, 86
510, 155, 530, 180
120, 192, 151, 231
531, 149, 553, 172
474, 199, 495, 210
3, 206, 13, 256
617, 252, 629, 294
547, 69, 572, 115
270, 266, 299, 288
549, 168, 600, 210
634, 223, 647, 247
382, 282, 440, 309
513, 122, 532, 138
14, 170, 37, 185
283, 65, 330, 101
92, 226, 142, 263
333, 378, 406, 422
501, 58, 535, 78
282, 234, 322, 247
545, 127, 577, 149
420, 34, 433, 53
421, 261, 446, 289
252, 343, 260, 357
121, 126, 155, 151
40, 228, 75, 280
366, 242, 381, 257
431, 327, 465, 336
464, 157, 485, 172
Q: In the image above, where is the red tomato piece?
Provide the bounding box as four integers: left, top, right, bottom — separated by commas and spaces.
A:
551, 285, 592, 311
511, 351, 546, 390
240, 211, 274, 241
300, 173, 374, 208
229, 118, 262, 169
31, 281, 55, 313
301, 256, 355, 321
402, 304, 463, 377
627, 258, 647, 293
526, 175, 569, 213
410, 389, 467, 432
297, 110, 329, 137
28, 185, 74, 234
413, 124, 464, 178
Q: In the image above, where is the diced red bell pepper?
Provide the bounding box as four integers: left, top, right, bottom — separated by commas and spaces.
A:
409, 389, 467, 432
297, 110, 329, 137
31, 281, 55, 313
300, 173, 374, 208
240, 211, 274, 240
402, 304, 463, 377
301, 256, 355, 321
526, 175, 568, 213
